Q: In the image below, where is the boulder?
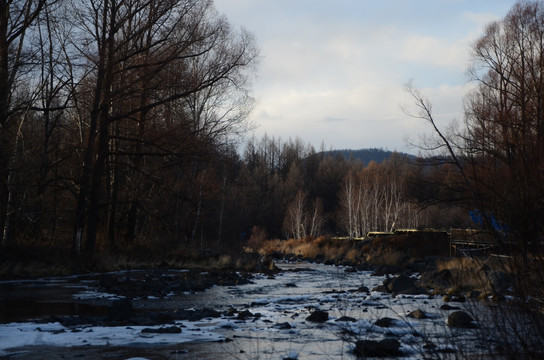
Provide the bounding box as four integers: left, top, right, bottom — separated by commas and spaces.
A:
335, 316, 357, 322
108, 298, 135, 322
372, 264, 401, 276
407, 309, 426, 319
447, 311, 475, 328
141, 326, 182, 334
274, 322, 292, 329
237, 310, 255, 320
488, 271, 511, 293
354, 338, 402, 358
306, 310, 328, 323
176, 308, 221, 321
387, 274, 425, 295
374, 317, 395, 328
418, 269, 452, 291
356, 285, 370, 293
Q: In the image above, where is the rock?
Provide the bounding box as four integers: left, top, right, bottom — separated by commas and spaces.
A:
491, 293, 506, 303
306, 310, 328, 323
407, 309, 426, 319
274, 322, 292, 329
488, 271, 511, 293
418, 269, 452, 291
450, 295, 466, 303
372, 284, 389, 293
356, 285, 370, 293
176, 308, 221, 321
374, 317, 395, 328
447, 311, 475, 328
372, 264, 401, 276
335, 316, 357, 322
354, 338, 402, 358
440, 304, 460, 311
387, 274, 425, 295
225, 307, 237, 317
237, 310, 255, 320
141, 326, 182, 334
108, 298, 135, 322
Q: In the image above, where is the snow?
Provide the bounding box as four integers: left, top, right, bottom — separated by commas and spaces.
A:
0, 262, 504, 359
0, 321, 223, 355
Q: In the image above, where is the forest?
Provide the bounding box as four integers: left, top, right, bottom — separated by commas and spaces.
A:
0, 0, 543, 268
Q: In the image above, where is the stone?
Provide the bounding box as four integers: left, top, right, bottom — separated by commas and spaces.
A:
108, 298, 134, 321
418, 269, 452, 290
237, 310, 254, 320
306, 310, 328, 323
354, 338, 402, 358
335, 316, 357, 322
356, 285, 370, 293
387, 274, 424, 295
375, 317, 395, 328
407, 309, 426, 319
372, 264, 401, 276
488, 271, 511, 293
141, 326, 182, 334
274, 322, 292, 329
447, 311, 475, 328
176, 308, 221, 321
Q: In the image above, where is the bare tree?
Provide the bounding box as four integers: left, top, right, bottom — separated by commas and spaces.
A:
67, 0, 258, 255
283, 190, 307, 240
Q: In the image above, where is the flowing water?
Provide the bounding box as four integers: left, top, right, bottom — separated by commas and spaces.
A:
0, 262, 505, 359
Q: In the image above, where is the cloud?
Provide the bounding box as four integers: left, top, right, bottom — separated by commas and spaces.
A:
214, 0, 516, 153
400, 35, 470, 69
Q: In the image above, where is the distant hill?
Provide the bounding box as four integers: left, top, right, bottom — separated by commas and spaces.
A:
325, 148, 412, 165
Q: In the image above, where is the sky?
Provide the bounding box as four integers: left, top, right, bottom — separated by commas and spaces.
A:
213, 0, 518, 154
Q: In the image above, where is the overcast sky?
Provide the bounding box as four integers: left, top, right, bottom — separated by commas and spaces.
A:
213, 0, 517, 154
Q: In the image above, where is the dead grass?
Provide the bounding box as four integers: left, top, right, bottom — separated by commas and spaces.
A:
255, 232, 451, 267
255, 236, 358, 264
436, 257, 488, 292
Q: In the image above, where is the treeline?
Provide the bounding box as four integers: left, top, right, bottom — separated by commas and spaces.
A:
235, 136, 469, 243
0, 0, 259, 257
5, 0, 466, 260
5, 0, 543, 262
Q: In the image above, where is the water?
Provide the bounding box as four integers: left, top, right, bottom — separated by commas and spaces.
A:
0, 262, 507, 359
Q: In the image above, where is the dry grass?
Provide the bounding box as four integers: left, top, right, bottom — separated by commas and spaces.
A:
255, 236, 358, 264
436, 257, 488, 292
255, 231, 451, 267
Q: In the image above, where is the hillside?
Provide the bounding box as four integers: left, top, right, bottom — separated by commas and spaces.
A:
325, 148, 412, 165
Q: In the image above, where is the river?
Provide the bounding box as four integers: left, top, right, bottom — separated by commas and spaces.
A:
0, 262, 505, 359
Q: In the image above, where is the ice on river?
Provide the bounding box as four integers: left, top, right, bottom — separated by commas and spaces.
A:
0, 262, 495, 359
0, 320, 223, 355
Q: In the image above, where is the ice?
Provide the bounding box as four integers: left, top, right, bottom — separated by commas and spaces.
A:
0, 321, 224, 355
0, 262, 503, 359
72, 289, 123, 300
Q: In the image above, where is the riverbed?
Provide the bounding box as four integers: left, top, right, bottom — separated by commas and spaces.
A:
0, 262, 501, 359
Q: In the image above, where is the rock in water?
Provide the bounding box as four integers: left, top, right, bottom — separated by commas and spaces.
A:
374, 317, 395, 328
141, 326, 182, 334
354, 338, 402, 358
447, 311, 475, 328
108, 298, 134, 321
306, 310, 328, 323
386, 274, 424, 295
407, 309, 426, 319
